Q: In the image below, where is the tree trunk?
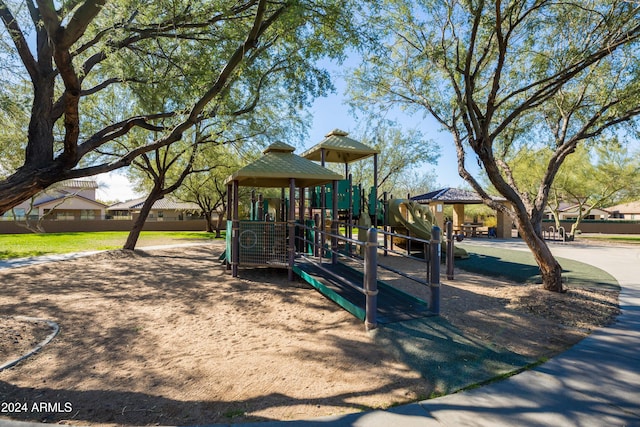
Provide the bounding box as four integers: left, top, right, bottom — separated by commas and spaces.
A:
516, 221, 564, 292
123, 189, 162, 250
204, 211, 214, 233
215, 211, 226, 238
570, 215, 583, 238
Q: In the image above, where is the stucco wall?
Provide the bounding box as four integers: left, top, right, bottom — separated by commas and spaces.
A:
542, 220, 640, 234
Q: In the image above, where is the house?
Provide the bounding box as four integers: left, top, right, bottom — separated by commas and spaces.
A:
543, 202, 610, 221
2, 179, 107, 221
606, 201, 640, 220
107, 196, 203, 221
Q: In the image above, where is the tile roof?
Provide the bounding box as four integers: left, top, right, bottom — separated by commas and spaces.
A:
58, 179, 99, 189
107, 197, 200, 211
411, 187, 506, 204
34, 193, 107, 208
606, 201, 640, 214
301, 129, 379, 164
225, 142, 342, 188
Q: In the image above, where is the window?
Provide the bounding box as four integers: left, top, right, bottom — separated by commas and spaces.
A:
56, 211, 75, 220
80, 210, 95, 220
2, 208, 25, 221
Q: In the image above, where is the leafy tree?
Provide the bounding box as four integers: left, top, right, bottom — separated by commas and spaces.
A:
347, 120, 440, 196
0, 0, 362, 215
350, 0, 640, 291
124, 137, 203, 250
174, 144, 243, 237
541, 143, 639, 237
394, 169, 438, 199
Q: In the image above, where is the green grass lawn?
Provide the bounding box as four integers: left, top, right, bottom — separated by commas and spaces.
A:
0, 231, 221, 260
576, 234, 640, 245
456, 244, 619, 290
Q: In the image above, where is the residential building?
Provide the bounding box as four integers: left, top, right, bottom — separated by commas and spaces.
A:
544, 202, 610, 221
106, 197, 203, 221
606, 201, 640, 220
1, 179, 107, 221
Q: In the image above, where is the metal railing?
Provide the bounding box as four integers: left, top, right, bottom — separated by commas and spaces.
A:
294, 221, 441, 330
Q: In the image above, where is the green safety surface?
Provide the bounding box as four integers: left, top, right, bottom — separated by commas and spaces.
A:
293, 259, 434, 324
456, 244, 619, 290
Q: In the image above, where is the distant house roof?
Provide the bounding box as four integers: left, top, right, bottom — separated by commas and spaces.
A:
606, 201, 640, 214
411, 187, 504, 204
34, 194, 107, 208
225, 141, 342, 188
301, 129, 379, 164
57, 179, 99, 189
107, 197, 200, 211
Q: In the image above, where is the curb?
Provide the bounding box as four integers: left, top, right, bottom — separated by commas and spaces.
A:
0, 316, 60, 372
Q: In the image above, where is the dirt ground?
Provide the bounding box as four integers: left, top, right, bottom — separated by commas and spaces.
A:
0, 241, 620, 426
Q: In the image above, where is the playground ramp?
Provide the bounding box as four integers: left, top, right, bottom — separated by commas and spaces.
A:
293, 258, 434, 324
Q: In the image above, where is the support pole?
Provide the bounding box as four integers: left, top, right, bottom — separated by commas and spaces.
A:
321, 148, 326, 259
280, 188, 286, 222
364, 227, 378, 331
446, 221, 455, 280
288, 178, 296, 281
299, 186, 306, 253
382, 191, 388, 256
347, 173, 353, 255
232, 180, 240, 277
314, 213, 321, 260
331, 179, 338, 265
250, 190, 256, 220
429, 225, 441, 315
226, 183, 233, 271
373, 154, 378, 228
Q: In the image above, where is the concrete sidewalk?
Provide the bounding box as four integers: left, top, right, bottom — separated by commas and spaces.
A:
228, 240, 640, 427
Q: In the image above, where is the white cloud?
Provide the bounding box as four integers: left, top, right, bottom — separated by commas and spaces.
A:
95, 171, 142, 202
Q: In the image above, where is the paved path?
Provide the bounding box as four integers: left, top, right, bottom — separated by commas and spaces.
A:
229, 240, 640, 427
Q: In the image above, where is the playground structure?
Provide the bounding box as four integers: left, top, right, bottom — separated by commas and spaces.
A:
224, 131, 455, 329
386, 198, 469, 259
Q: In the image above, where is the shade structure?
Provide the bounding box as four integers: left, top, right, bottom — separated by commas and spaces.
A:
301, 129, 379, 164
224, 141, 342, 188
411, 187, 506, 204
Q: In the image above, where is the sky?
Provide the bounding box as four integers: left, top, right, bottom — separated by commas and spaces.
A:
95, 64, 476, 202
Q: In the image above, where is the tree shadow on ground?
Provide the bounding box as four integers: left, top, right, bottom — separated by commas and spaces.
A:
0, 244, 567, 426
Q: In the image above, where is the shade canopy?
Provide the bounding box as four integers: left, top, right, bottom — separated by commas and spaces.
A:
225, 142, 342, 188
411, 187, 506, 205
301, 129, 379, 164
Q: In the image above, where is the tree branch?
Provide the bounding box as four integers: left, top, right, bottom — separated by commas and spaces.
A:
0, 1, 39, 80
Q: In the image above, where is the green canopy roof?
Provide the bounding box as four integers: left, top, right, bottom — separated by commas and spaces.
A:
225, 142, 342, 188
301, 129, 379, 164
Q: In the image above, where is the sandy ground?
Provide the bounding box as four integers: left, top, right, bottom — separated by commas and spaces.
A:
0, 241, 619, 426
